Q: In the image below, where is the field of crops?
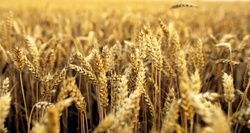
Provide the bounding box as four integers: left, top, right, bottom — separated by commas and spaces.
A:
0, 0, 250, 133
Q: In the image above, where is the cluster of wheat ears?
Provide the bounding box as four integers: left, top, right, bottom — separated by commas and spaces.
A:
0, 1, 250, 133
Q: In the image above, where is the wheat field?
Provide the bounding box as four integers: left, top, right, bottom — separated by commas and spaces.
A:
0, 0, 250, 133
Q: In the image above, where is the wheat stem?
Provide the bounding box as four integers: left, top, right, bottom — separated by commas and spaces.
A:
19, 72, 29, 130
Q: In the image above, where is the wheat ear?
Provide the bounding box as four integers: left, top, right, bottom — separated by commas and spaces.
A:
178, 49, 194, 132
58, 78, 86, 113
0, 77, 10, 96
26, 35, 39, 68
31, 98, 73, 133
161, 101, 184, 133
0, 93, 11, 133
171, 3, 198, 9
222, 73, 235, 119
113, 87, 142, 132
93, 114, 115, 133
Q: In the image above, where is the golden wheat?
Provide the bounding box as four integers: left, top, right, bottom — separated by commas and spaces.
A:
0, 1, 250, 133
